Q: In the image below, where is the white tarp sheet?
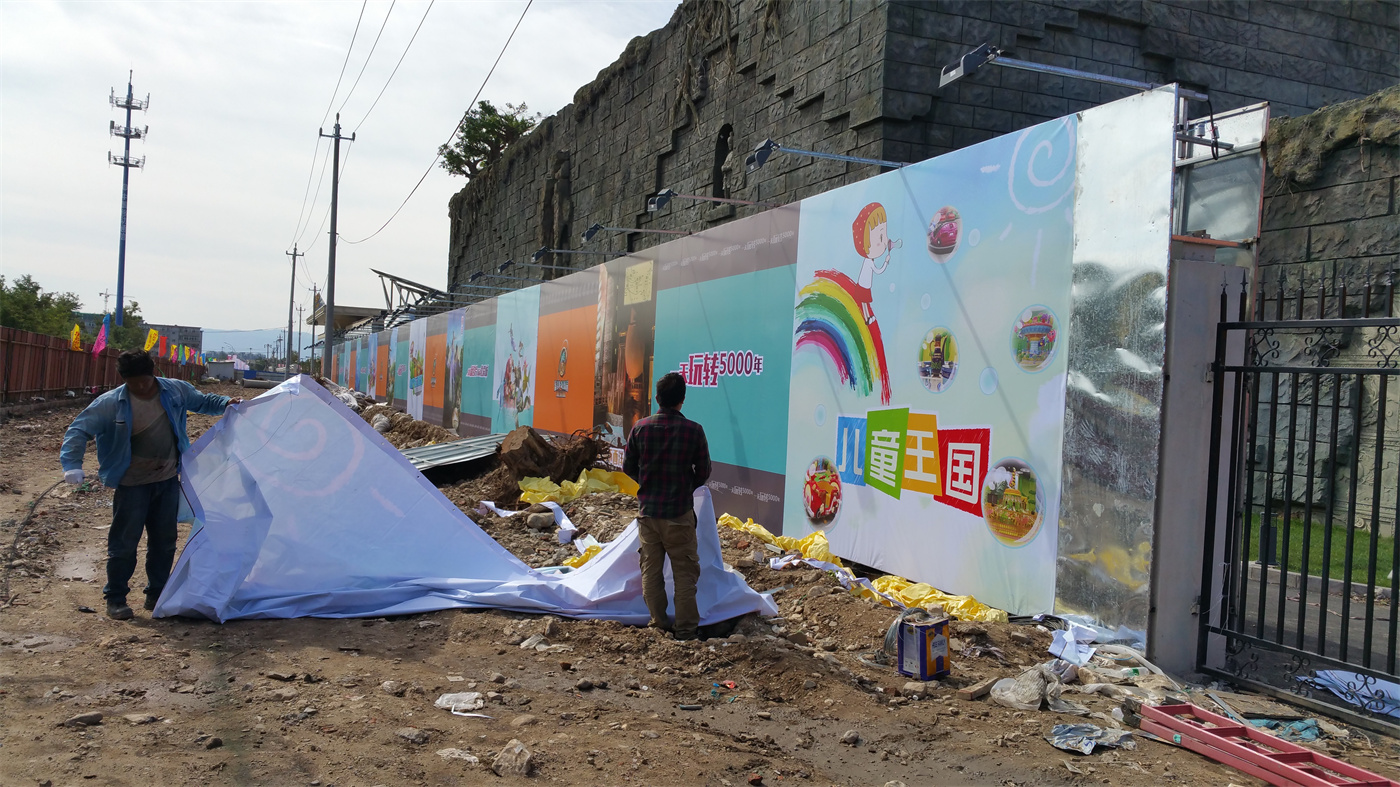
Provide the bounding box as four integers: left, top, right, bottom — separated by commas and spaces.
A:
155, 375, 779, 624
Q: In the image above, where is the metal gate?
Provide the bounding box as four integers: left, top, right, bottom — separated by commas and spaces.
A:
1198, 271, 1400, 735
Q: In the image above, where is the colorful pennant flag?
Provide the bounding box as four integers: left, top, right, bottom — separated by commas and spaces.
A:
158, 336, 167, 357
144, 328, 158, 351
70, 324, 81, 351
92, 315, 109, 357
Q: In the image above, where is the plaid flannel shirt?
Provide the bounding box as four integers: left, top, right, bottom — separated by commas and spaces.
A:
622, 408, 712, 519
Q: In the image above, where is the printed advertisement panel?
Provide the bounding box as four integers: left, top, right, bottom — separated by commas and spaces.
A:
375, 331, 390, 400
459, 299, 496, 436
534, 270, 599, 437
392, 326, 408, 411
653, 208, 800, 529
492, 286, 540, 432
595, 256, 657, 460
358, 336, 373, 397
443, 309, 465, 431
407, 319, 427, 420
782, 117, 1077, 615
423, 313, 448, 425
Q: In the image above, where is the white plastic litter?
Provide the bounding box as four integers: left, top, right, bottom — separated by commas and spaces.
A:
1048, 622, 1098, 666
435, 692, 484, 712
155, 376, 779, 624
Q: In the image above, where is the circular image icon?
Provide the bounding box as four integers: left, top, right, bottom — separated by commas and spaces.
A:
926, 206, 961, 261
802, 457, 842, 527
1012, 306, 1058, 372
918, 327, 959, 393
983, 458, 1043, 547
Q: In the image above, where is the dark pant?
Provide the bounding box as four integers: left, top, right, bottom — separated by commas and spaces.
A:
104, 476, 181, 604
637, 510, 701, 638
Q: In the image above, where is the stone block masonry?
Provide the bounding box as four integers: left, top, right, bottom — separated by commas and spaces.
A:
446, 0, 1397, 294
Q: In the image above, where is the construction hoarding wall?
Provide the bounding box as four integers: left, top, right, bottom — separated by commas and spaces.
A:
336, 90, 1178, 624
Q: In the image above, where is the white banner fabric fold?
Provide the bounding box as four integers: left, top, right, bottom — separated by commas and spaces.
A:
156, 376, 778, 624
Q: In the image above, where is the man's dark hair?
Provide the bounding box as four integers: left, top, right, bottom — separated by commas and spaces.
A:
117, 350, 156, 379
655, 372, 686, 408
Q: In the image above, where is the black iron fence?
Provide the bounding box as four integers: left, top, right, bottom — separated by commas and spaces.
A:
1198, 271, 1400, 734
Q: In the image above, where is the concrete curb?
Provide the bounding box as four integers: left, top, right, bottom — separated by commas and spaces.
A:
1247, 562, 1394, 601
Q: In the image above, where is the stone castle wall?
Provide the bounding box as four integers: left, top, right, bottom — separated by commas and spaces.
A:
446, 0, 1397, 293
1253, 87, 1400, 538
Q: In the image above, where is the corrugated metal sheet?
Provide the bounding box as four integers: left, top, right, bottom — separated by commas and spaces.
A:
400, 433, 506, 471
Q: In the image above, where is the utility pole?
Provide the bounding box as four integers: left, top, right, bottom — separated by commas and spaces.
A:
109, 71, 149, 327
318, 114, 354, 380
296, 304, 305, 374
309, 284, 320, 376
285, 244, 303, 377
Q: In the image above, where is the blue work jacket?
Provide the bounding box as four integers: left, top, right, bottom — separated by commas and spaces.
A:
60, 378, 232, 488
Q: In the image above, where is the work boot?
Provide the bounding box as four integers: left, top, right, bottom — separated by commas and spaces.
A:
106, 600, 134, 621
143, 595, 157, 612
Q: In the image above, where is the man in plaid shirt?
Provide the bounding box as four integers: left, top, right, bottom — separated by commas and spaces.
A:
623, 372, 711, 640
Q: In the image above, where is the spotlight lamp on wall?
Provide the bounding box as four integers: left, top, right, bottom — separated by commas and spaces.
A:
939, 42, 1210, 104
647, 188, 778, 212
743, 139, 908, 174
582, 222, 691, 243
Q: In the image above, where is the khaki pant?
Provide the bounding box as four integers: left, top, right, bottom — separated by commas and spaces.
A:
637, 510, 700, 638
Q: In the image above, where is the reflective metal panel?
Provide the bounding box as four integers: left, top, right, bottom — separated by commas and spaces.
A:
1055, 87, 1179, 635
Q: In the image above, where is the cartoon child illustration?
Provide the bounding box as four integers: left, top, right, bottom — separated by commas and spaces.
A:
851, 202, 901, 324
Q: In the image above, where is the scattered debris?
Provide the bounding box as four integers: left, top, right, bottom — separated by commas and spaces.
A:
396, 727, 430, 745
434, 692, 484, 712
1044, 723, 1135, 755
990, 664, 1088, 715
436, 748, 480, 764
60, 712, 103, 727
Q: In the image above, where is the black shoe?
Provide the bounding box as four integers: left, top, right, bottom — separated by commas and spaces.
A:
106, 601, 134, 621
143, 595, 157, 612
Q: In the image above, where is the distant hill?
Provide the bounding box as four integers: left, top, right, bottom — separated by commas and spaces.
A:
204, 328, 316, 357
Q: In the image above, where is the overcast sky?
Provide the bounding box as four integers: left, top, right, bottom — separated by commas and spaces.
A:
1, 0, 680, 336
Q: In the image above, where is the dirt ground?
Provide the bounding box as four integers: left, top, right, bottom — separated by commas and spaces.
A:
2, 384, 1398, 787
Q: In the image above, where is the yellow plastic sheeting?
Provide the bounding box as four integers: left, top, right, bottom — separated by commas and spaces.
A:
519, 469, 640, 505
866, 575, 1008, 623
716, 512, 1006, 623
717, 514, 842, 566
562, 544, 603, 569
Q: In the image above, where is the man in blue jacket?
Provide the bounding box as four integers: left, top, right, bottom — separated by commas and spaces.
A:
60, 350, 240, 620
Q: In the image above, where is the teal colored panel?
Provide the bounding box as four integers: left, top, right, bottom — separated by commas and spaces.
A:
653, 265, 795, 475
461, 324, 495, 419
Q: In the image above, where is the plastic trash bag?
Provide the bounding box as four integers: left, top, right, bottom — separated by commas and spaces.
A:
1045, 723, 1135, 755
991, 664, 1090, 715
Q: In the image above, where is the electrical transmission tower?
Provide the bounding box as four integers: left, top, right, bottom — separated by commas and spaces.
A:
109, 71, 149, 327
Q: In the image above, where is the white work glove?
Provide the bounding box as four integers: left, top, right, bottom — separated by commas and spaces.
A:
64, 469, 84, 485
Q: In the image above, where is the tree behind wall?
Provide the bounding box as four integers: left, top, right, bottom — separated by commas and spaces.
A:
0, 275, 83, 337
439, 101, 540, 179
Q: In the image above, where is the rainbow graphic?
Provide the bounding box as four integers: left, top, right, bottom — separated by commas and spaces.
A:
794, 269, 892, 404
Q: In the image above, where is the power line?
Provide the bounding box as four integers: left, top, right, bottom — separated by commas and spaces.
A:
289, 0, 369, 249
300, 144, 356, 257
352, 0, 435, 134
293, 142, 334, 246
340, 0, 533, 245
320, 0, 368, 128
338, 0, 398, 116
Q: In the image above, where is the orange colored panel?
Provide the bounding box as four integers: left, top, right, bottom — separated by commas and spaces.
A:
376, 343, 389, 398
534, 304, 597, 435
425, 333, 447, 409
903, 412, 943, 497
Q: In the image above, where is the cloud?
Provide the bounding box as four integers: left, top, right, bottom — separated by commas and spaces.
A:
1, 0, 679, 342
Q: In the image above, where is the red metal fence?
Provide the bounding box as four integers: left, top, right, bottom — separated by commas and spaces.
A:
1, 326, 205, 404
